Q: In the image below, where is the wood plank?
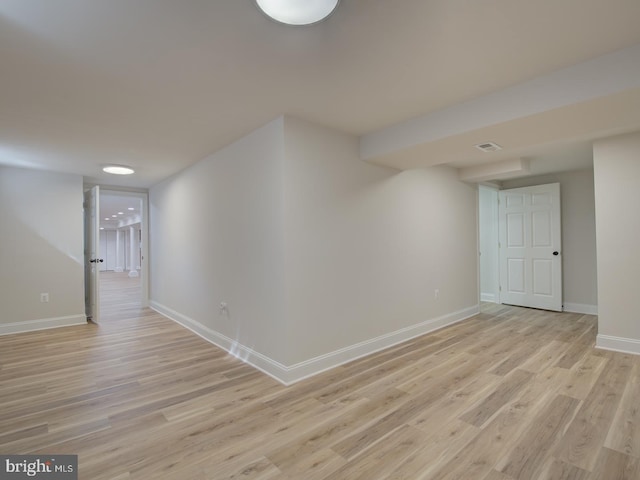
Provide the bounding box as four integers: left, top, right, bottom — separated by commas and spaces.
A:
560, 353, 607, 400
496, 394, 581, 479
481, 470, 514, 480
459, 369, 534, 427
556, 340, 590, 369
537, 458, 590, 480
556, 353, 633, 471
490, 341, 541, 376
426, 364, 570, 480
268, 448, 346, 480
322, 424, 427, 480
265, 387, 408, 471
226, 457, 283, 480
589, 447, 640, 480
604, 361, 640, 457
385, 419, 479, 480
409, 372, 502, 432
520, 339, 569, 373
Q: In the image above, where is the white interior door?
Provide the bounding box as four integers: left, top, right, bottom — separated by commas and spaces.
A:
499, 183, 562, 311
84, 185, 101, 322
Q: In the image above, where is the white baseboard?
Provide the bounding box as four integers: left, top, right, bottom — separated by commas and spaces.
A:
150, 301, 480, 385
0, 314, 87, 336
282, 305, 480, 385
149, 301, 291, 384
596, 334, 640, 356
481, 293, 498, 303
563, 303, 598, 315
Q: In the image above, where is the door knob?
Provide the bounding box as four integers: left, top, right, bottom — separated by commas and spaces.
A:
553, 251, 559, 256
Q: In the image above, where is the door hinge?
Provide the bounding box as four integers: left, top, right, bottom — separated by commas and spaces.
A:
499, 286, 502, 292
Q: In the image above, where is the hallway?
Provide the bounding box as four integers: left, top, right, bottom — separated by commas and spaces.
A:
99, 271, 142, 322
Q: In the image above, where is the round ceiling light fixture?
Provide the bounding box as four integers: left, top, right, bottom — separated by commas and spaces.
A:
103, 164, 135, 175
255, 0, 340, 25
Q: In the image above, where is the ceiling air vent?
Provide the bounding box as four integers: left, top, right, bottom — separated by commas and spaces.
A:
474, 141, 502, 153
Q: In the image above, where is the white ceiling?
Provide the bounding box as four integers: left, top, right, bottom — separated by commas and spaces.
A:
1, 0, 640, 188
99, 193, 142, 229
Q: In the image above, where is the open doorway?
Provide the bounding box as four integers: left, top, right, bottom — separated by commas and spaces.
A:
97, 190, 148, 320
479, 182, 565, 312
478, 185, 500, 304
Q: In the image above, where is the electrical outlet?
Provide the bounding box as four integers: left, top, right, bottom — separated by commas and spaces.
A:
40, 293, 49, 303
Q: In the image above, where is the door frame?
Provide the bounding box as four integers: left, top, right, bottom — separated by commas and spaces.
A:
498, 183, 562, 311
84, 185, 101, 322
101, 189, 150, 308
84, 187, 150, 315
478, 185, 501, 305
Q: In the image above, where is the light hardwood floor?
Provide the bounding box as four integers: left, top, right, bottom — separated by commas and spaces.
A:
1, 279, 639, 479
99, 271, 142, 317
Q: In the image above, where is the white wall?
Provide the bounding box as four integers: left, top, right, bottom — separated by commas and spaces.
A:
282, 117, 479, 367
99, 230, 117, 271
502, 169, 597, 313
593, 131, 640, 354
0, 166, 86, 334
150, 116, 480, 383
478, 186, 499, 303
149, 118, 288, 365
100, 228, 138, 272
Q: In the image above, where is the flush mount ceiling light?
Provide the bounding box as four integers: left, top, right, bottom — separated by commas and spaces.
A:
255, 0, 340, 25
103, 165, 135, 175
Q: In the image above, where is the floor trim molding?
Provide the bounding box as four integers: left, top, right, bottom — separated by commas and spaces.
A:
563, 303, 598, 315
150, 301, 480, 385
480, 293, 498, 303
0, 314, 87, 336
596, 334, 640, 356
149, 301, 291, 384
283, 305, 480, 385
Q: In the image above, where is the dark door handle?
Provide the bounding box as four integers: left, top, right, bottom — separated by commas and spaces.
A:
553, 251, 559, 256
